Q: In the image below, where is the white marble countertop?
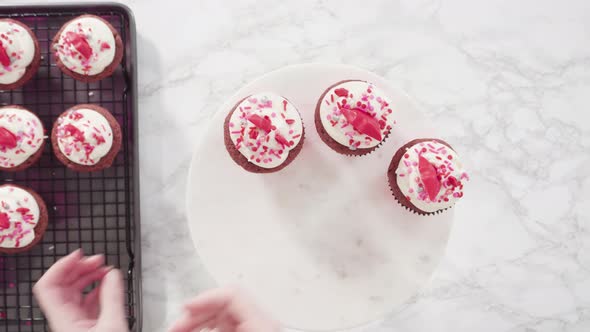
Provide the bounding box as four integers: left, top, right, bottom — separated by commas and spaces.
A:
54, 0, 590, 330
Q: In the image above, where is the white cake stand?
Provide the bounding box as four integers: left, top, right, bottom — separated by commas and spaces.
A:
186, 64, 453, 331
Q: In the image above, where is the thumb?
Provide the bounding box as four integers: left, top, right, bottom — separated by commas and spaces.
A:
96, 269, 128, 330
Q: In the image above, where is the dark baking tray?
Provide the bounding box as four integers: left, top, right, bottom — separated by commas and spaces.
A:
0, 3, 141, 331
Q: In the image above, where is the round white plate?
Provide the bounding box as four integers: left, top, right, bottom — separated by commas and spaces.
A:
186, 64, 453, 331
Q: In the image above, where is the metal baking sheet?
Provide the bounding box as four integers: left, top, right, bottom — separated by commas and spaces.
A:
0, 3, 141, 331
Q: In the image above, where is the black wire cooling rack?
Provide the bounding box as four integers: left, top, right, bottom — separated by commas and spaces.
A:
0, 4, 141, 331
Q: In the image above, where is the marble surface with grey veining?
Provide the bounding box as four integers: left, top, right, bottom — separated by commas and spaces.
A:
62, 0, 590, 330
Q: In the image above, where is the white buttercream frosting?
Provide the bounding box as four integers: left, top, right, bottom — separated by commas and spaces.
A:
0, 107, 44, 168
228, 93, 303, 169
395, 140, 468, 213
54, 16, 116, 76
55, 108, 114, 165
0, 185, 40, 249
0, 20, 36, 85
318, 81, 394, 150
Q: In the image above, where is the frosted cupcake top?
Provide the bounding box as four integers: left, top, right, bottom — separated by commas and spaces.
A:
0, 20, 36, 85
318, 80, 394, 150
55, 108, 114, 166
0, 185, 40, 249
0, 107, 44, 168
53, 15, 116, 76
395, 140, 468, 212
228, 93, 303, 169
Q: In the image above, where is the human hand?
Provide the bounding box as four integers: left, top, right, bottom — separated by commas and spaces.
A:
33, 249, 128, 332
168, 288, 280, 332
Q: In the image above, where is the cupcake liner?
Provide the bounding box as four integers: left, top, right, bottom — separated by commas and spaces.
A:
387, 179, 451, 216
344, 130, 392, 157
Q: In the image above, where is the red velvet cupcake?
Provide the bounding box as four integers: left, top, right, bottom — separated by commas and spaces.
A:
0, 184, 48, 254
0, 105, 45, 171
315, 80, 395, 156
0, 19, 41, 90
52, 14, 123, 83
51, 104, 121, 172
224, 93, 305, 173
387, 138, 469, 215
